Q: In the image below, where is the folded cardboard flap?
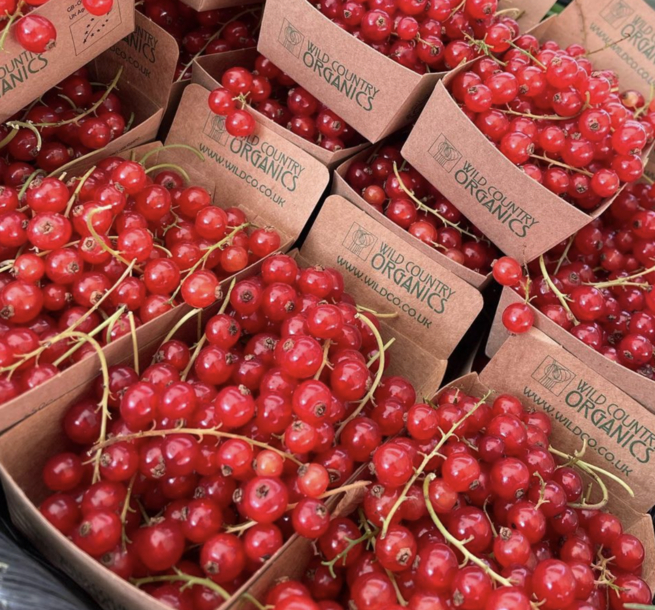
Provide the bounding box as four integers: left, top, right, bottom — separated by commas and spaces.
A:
191, 50, 368, 168
332, 145, 492, 289
301, 196, 484, 361
178, 0, 260, 14
0, 0, 136, 123
487, 286, 655, 413
162, 84, 330, 240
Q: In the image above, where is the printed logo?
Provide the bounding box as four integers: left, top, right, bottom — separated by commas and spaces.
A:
428, 134, 462, 173
278, 19, 304, 57
343, 223, 377, 261
600, 0, 634, 28
70, 2, 123, 56
531, 357, 576, 396
203, 113, 230, 146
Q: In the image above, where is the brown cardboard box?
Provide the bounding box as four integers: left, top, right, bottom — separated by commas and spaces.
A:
333, 143, 493, 289
0, 193, 484, 610
402, 0, 655, 264
179, 0, 260, 15
192, 49, 369, 168
0, 117, 329, 433
487, 285, 655, 414
256, 0, 554, 143
0, 0, 135, 123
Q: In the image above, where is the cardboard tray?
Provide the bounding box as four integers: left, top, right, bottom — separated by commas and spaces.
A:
487, 285, 655, 414
0, 0, 135, 123
256, 0, 554, 143
402, 0, 655, 264
0, 193, 486, 610
192, 48, 369, 169
178, 0, 260, 16
332, 142, 493, 289
0, 107, 331, 433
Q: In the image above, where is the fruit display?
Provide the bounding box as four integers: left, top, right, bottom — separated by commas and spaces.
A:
343, 140, 499, 275
0, 151, 281, 405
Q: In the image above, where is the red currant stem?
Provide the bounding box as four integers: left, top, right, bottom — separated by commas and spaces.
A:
87, 205, 142, 271
392, 162, 479, 240
313, 339, 332, 380
131, 573, 230, 601
553, 235, 574, 275
549, 445, 634, 500
17, 169, 46, 201
482, 498, 498, 537
0, 2, 24, 52
529, 154, 594, 177
585, 32, 633, 57
423, 473, 514, 586
634, 84, 655, 119
388, 569, 408, 607
30, 68, 124, 129
56, 93, 80, 112
127, 311, 139, 375
173, 7, 262, 83
0, 126, 18, 150
356, 304, 398, 319
155, 307, 203, 356
64, 165, 97, 217
323, 532, 373, 578
120, 474, 137, 548
93, 427, 303, 465
139, 143, 204, 167
448, 0, 465, 18
464, 35, 507, 66
380, 392, 491, 539
153, 243, 173, 257
335, 313, 386, 438
367, 337, 395, 368
507, 40, 547, 70
499, 107, 571, 121
592, 552, 621, 591
234, 92, 250, 110
144, 163, 190, 183
539, 254, 579, 325
181, 335, 206, 381
53, 306, 127, 367
584, 262, 655, 289
494, 7, 524, 18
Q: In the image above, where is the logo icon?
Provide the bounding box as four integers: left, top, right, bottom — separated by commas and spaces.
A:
70, 2, 123, 56
428, 134, 462, 173
278, 19, 304, 57
600, 0, 634, 27
343, 223, 377, 261
531, 356, 576, 396
203, 113, 230, 146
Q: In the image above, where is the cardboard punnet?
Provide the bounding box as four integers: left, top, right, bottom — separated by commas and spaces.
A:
333, 143, 493, 289
256, 0, 554, 143
0, 122, 328, 433
0, 196, 481, 610
0, 0, 135, 123
179, 0, 260, 16
487, 285, 655, 414
479, 328, 655, 588
192, 49, 368, 168
402, 0, 655, 264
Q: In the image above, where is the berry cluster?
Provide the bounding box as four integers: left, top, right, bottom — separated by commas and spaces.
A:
0, 0, 112, 55
261, 389, 649, 610
499, 182, 655, 380
451, 35, 653, 210
0, 67, 127, 179
37, 256, 419, 607
139, 2, 262, 82
315, 0, 520, 74
208, 55, 363, 146
0, 151, 281, 404
345, 142, 498, 274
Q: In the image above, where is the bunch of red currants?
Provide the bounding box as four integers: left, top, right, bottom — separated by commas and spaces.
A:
139, 1, 262, 81
0, 151, 281, 405
345, 141, 499, 274
451, 34, 653, 210
260, 389, 649, 610
314, 0, 518, 74
208, 54, 363, 146
37, 256, 419, 607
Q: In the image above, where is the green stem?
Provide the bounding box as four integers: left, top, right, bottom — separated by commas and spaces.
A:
139, 144, 204, 167
539, 255, 579, 325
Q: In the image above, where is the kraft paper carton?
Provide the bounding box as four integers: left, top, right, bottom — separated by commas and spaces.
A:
192, 49, 368, 168
0, 0, 135, 123
402, 0, 655, 263
0, 193, 482, 609
487, 285, 655, 414
333, 143, 493, 289
257, 0, 555, 143
179, 0, 260, 15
